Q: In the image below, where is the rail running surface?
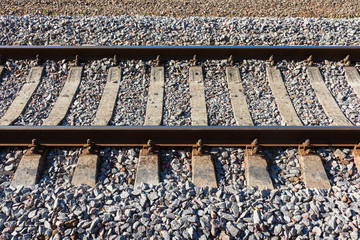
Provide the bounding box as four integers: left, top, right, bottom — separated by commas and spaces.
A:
1, 46, 360, 61
0, 126, 359, 146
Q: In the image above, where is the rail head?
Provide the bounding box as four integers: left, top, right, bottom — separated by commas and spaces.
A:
1, 46, 360, 62
0, 126, 359, 147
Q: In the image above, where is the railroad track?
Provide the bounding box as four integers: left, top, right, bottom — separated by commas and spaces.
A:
0, 46, 360, 190
1, 126, 360, 190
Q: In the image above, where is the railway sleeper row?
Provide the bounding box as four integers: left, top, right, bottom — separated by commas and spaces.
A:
6, 139, 360, 190
0, 59, 360, 126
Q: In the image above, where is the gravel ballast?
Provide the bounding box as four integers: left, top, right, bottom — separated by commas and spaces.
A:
109, 60, 149, 126
1, 16, 360, 46
203, 60, 236, 126
238, 60, 282, 126
1, 14, 360, 240
0, 147, 359, 239
1, 0, 359, 18
162, 60, 191, 126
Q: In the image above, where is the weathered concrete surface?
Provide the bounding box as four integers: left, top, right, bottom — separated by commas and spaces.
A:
355, 158, 360, 176
266, 66, 302, 126
245, 154, 274, 189
189, 66, 208, 126
345, 67, 360, 98
226, 66, 253, 126
134, 150, 159, 188
307, 67, 352, 126
299, 154, 331, 189
72, 153, 98, 188
192, 152, 217, 188
0, 66, 43, 125
42, 66, 83, 125
144, 67, 164, 126
93, 67, 121, 126
354, 154, 360, 175
11, 150, 45, 187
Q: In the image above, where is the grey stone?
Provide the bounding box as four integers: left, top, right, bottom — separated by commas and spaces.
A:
334, 149, 346, 160
253, 210, 262, 224
90, 218, 100, 234
148, 192, 158, 202
120, 192, 129, 199
226, 222, 239, 237
161, 230, 171, 240
187, 227, 196, 239
274, 225, 282, 235
170, 220, 181, 230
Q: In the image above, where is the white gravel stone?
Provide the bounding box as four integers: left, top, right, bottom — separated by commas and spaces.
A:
3, 164, 13, 171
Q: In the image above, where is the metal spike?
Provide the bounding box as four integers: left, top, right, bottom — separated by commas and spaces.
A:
146, 139, 154, 154
342, 55, 350, 66
299, 139, 312, 156
154, 55, 160, 67
196, 139, 203, 154
113, 55, 118, 66
30, 138, 39, 154
306, 55, 313, 66
35, 55, 41, 66
86, 139, 94, 154
191, 55, 197, 66
267, 55, 274, 66
32, 139, 38, 146
228, 55, 234, 66
74, 55, 79, 66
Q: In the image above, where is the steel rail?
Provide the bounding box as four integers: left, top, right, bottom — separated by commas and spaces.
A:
0, 126, 359, 147
0, 46, 360, 62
